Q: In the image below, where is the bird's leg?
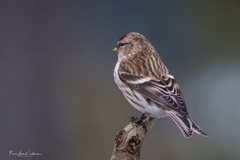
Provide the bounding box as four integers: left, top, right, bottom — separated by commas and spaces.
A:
129, 116, 139, 123
134, 114, 146, 123
130, 114, 147, 133
129, 116, 138, 122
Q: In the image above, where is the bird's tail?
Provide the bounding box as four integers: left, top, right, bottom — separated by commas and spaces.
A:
168, 112, 208, 138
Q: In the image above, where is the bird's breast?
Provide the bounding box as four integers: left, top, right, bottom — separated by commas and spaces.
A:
114, 60, 122, 84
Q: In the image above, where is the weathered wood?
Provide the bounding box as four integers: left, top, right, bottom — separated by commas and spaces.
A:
110, 114, 157, 160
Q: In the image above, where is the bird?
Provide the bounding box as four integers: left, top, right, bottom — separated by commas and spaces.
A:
113, 32, 208, 138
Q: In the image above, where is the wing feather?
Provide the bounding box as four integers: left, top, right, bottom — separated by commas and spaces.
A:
119, 73, 188, 115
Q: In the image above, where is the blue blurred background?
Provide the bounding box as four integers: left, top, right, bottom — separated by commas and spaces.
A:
1, 1, 240, 160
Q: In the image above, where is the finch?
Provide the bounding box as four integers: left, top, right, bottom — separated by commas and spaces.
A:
113, 32, 208, 138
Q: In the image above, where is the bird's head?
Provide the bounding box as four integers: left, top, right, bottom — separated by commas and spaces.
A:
113, 32, 151, 59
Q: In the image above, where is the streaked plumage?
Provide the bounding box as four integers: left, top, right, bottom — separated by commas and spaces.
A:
113, 32, 208, 138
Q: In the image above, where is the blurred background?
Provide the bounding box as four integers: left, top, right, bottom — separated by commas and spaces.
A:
1, 1, 240, 160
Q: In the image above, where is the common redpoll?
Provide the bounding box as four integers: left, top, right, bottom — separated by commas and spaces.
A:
113, 32, 208, 138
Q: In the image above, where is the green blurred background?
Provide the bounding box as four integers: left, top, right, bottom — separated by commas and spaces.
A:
1, 1, 240, 160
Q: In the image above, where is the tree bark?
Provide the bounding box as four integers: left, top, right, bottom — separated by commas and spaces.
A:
110, 114, 157, 160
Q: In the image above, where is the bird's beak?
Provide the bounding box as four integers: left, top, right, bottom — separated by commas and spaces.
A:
113, 47, 118, 52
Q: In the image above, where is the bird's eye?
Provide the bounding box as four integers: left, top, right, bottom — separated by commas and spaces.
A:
119, 43, 126, 47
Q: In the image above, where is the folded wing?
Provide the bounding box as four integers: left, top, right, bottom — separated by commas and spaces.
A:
118, 73, 188, 116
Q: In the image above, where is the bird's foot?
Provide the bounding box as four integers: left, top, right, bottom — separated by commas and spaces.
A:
130, 116, 138, 123
129, 114, 147, 133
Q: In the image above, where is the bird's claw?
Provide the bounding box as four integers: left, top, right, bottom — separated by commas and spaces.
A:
129, 114, 147, 133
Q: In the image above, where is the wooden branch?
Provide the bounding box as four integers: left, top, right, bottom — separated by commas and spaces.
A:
110, 114, 157, 160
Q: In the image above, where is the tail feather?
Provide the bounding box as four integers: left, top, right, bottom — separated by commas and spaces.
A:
168, 112, 208, 138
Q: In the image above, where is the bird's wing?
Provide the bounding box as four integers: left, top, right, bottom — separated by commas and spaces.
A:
118, 73, 188, 115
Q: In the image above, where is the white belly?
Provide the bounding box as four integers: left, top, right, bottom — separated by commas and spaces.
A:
124, 88, 168, 119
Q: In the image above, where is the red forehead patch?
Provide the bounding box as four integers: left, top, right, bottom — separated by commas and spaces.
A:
118, 34, 127, 41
